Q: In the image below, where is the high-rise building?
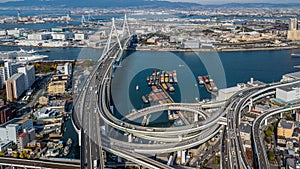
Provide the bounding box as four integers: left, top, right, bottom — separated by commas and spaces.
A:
4, 62, 21, 79
289, 18, 298, 31
17, 65, 35, 90
0, 105, 13, 124
6, 73, 26, 102
0, 67, 8, 87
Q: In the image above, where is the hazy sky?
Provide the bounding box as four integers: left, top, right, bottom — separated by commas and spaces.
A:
0, 0, 296, 4
0, 0, 21, 2
167, 0, 295, 4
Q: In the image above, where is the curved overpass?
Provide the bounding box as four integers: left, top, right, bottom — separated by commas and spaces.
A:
123, 103, 208, 122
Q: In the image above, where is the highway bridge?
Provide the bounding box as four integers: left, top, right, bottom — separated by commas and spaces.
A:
71, 14, 300, 169
0, 157, 80, 169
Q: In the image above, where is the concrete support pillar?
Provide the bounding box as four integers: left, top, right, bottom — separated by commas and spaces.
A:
249, 98, 253, 111
104, 123, 109, 136
181, 150, 186, 164
194, 113, 199, 122
265, 119, 268, 126
178, 135, 183, 142
128, 133, 133, 143
280, 113, 283, 119
117, 156, 122, 163
78, 129, 81, 147
177, 151, 182, 158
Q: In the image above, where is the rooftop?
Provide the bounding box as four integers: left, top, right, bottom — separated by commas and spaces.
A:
0, 118, 30, 128
8, 73, 24, 81
219, 86, 243, 94
279, 120, 294, 129
283, 71, 300, 80
17, 132, 27, 139
277, 82, 300, 92
240, 123, 252, 134
16, 119, 29, 125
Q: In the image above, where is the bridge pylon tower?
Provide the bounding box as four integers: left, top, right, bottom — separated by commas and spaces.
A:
122, 14, 131, 38
102, 18, 123, 57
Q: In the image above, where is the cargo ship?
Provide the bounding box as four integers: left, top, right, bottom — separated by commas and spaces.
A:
198, 76, 204, 85
142, 95, 150, 104
167, 83, 175, 92
162, 83, 168, 90
203, 76, 209, 83
173, 70, 178, 83
210, 81, 218, 91
169, 74, 174, 83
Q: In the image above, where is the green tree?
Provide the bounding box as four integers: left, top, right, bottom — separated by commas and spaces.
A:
269, 125, 274, 132
267, 151, 275, 162
265, 129, 272, 137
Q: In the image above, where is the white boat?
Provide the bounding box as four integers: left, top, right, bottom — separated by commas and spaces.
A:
291, 53, 300, 57
136, 85, 139, 91
0, 49, 48, 62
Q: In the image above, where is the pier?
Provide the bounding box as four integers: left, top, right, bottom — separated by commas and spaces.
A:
143, 70, 191, 125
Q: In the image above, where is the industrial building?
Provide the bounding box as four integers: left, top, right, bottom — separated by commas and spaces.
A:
182, 40, 200, 49
276, 82, 300, 103
217, 85, 244, 101
27, 33, 52, 41
0, 118, 33, 143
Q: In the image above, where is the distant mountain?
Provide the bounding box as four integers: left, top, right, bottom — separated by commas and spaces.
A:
1, 0, 300, 9
0, 0, 202, 8
209, 3, 300, 8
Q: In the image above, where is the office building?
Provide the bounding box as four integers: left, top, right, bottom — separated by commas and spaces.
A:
287, 18, 300, 41
0, 67, 7, 87
4, 62, 21, 79
6, 73, 26, 101
17, 65, 35, 90
0, 118, 33, 143
0, 105, 13, 124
